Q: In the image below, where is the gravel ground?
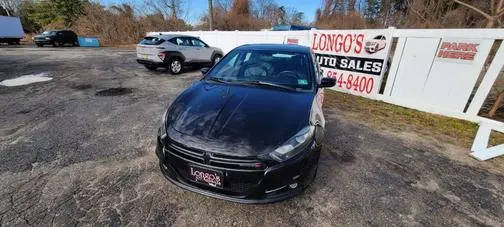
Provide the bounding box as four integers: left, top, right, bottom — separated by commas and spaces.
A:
0, 46, 503, 226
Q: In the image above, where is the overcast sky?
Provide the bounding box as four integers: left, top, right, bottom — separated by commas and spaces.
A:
101, 0, 321, 25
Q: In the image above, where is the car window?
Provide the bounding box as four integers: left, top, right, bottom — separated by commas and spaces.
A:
168, 38, 178, 45
169, 37, 182, 45
191, 38, 207, 47
180, 37, 193, 46
140, 37, 165, 45
207, 49, 313, 90
42, 31, 56, 35
169, 37, 192, 46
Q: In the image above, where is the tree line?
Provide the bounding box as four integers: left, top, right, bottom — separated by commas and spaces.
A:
316, 0, 501, 29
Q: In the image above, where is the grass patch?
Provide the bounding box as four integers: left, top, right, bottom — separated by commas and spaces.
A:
323, 90, 504, 148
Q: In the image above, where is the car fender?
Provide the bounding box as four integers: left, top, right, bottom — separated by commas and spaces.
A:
161, 51, 186, 62
211, 49, 224, 60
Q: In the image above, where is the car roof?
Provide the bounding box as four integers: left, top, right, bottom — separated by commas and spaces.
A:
46, 29, 72, 32
234, 44, 312, 54
148, 34, 197, 40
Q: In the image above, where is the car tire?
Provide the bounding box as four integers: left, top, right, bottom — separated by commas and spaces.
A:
36, 44, 43, 47
53, 41, 59, 47
73, 41, 79, 47
145, 65, 158, 71
168, 58, 183, 74
212, 54, 222, 65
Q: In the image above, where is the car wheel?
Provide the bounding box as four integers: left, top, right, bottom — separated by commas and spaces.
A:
145, 65, 158, 71
169, 58, 182, 74
212, 55, 222, 65
36, 44, 43, 47
53, 41, 59, 47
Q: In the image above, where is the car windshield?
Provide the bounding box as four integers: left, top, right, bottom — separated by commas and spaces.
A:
140, 37, 165, 45
42, 31, 56, 35
206, 49, 313, 91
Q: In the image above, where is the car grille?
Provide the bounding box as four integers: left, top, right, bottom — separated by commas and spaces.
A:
165, 140, 266, 170
163, 139, 266, 195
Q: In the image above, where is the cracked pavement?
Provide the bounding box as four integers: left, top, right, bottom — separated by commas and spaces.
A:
0, 46, 503, 226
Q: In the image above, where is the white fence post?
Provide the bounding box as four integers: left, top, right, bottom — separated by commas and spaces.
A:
382, 37, 406, 97
466, 45, 504, 116
470, 122, 504, 160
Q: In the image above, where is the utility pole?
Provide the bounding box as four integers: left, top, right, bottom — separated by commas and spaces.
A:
208, 0, 214, 31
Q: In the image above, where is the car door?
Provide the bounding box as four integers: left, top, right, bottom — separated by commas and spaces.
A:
55, 31, 65, 43
178, 37, 201, 62
169, 37, 196, 62
190, 38, 213, 62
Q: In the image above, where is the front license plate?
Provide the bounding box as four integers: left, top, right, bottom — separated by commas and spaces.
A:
188, 165, 224, 188
138, 54, 149, 59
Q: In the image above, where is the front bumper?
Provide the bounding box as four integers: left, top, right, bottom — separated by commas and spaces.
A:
156, 136, 320, 204
34, 40, 52, 44
137, 59, 165, 66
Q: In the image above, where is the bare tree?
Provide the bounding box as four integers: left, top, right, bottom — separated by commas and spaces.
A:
144, 0, 184, 19
0, 0, 21, 16
453, 0, 504, 28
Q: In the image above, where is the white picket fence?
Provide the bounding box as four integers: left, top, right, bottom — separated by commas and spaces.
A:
149, 28, 504, 161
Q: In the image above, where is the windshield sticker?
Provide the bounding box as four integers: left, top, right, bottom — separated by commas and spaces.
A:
298, 79, 308, 85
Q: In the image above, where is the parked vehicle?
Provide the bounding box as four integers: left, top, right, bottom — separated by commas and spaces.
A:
33, 30, 79, 47
136, 34, 223, 74
0, 16, 24, 45
271, 24, 315, 31
155, 44, 336, 203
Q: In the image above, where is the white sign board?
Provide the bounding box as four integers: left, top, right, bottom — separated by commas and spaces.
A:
310, 30, 392, 97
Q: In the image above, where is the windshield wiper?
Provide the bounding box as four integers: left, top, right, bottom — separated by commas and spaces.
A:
241, 80, 296, 91
206, 77, 231, 84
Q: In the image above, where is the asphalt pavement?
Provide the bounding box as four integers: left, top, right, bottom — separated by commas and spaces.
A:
0, 46, 503, 226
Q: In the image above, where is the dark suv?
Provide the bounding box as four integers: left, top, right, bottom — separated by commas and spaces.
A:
34, 30, 79, 47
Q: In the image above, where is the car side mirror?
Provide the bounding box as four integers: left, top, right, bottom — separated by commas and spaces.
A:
201, 67, 210, 75
319, 77, 336, 88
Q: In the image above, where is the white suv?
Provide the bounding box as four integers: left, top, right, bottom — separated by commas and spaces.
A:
136, 34, 223, 74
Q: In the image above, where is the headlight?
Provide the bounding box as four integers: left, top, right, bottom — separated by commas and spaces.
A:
270, 125, 315, 162
159, 110, 168, 138
45, 37, 51, 40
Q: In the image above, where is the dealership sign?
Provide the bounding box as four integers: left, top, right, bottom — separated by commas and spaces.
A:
310, 30, 393, 97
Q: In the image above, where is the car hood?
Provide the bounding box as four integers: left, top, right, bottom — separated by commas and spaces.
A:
166, 81, 314, 157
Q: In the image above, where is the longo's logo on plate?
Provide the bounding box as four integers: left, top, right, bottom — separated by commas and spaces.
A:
190, 167, 222, 187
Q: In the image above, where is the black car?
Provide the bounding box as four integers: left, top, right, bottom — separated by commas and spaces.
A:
34, 30, 79, 47
156, 44, 336, 203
